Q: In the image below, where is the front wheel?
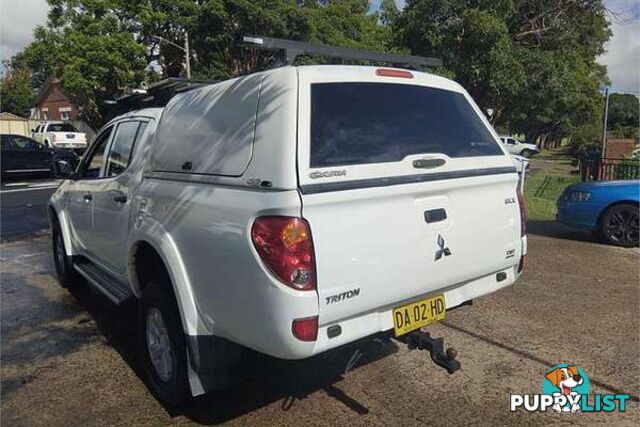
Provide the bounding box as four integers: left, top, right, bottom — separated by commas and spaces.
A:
52, 218, 81, 288
600, 203, 639, 247
140, 280, 190, 410
520, 149, 533, 158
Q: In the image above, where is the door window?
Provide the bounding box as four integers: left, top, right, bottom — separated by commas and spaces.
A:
12, 136, 42, 150
80, 126, 113, 179
105, 121, 141, 177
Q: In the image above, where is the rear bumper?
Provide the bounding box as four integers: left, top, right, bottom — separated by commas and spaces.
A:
232, 262, 521, 360
309, 264, 520, 357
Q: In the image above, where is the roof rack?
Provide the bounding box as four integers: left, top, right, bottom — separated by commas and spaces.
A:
241, 35, 442, 69
104, 77, 216, 119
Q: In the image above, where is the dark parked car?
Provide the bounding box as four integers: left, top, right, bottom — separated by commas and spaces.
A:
1, 134, 79, 180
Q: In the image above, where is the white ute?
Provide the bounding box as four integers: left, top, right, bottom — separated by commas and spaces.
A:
49, 57, 527, 407
499, 135, 539, 158
33, 121, 87, 151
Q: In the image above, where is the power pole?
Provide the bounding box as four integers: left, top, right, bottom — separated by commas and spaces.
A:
602, 87, 610, 159
184, 31, 191, 79
152, 33, 191, 79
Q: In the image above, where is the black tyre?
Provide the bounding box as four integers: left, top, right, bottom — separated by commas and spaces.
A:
600, 203, 639, 247
52, 218, 81, 288
521, 149, 533, 158
140, 279, 190, 410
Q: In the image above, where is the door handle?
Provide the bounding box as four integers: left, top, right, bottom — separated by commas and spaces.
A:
113, 194, 128, 204
83, 193, 93, 202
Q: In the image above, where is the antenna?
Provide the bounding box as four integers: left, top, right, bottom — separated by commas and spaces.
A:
241, 35, 442, 69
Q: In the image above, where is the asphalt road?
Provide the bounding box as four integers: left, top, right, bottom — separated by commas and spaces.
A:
1, 182, 639, 426
1, 179, 59, 242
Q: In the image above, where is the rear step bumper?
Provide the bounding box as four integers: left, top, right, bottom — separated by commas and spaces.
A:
73, 259, 133, 304
311, 265, 520, 358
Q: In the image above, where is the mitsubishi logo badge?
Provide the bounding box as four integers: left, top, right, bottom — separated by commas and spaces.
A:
435, 234, 452, 261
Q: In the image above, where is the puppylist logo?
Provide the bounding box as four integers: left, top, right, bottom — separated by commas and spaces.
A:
510, 364, 631, 413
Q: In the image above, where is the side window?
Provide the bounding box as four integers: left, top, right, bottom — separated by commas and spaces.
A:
12, 136, 41, 150
81, 126, 113, 179
506, 138, 516, 145
106, 121, 142, 177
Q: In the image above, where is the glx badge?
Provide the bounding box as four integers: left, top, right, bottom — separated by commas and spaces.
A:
435, 234, 452, 261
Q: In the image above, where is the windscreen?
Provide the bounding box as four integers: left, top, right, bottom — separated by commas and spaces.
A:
48, 123, 78, 132
310, 83, 502, 168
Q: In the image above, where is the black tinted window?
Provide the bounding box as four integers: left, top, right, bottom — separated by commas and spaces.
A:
106, 121, 141, 177
310, 83, 502, 167
12, 136, 41, 150
48, 123, 77, 132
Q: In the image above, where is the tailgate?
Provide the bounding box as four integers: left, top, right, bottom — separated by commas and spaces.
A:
301, 174, 521, 324
296, 66, 522, 325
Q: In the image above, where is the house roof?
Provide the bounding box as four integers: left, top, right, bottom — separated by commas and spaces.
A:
0, 112, 29, 121
34, 76, 62, 106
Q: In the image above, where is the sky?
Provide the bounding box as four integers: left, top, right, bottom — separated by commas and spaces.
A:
1, 0, 638, 93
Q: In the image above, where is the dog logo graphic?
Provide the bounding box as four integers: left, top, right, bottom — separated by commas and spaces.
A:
511, 364, 630, 413
543, 364, 590, 413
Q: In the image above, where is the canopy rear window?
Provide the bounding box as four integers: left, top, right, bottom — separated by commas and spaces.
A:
310, 83, 502, 168
48, 123, 78, 132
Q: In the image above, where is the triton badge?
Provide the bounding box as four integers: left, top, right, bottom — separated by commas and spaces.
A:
435, 234, 452, 261
325, 288, 360, 305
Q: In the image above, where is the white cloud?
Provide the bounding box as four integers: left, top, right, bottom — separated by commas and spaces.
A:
0, 0, 48, 64
598, 2, 640, 94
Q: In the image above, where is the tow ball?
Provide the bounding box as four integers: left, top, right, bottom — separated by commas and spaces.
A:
397, 330, 461, 374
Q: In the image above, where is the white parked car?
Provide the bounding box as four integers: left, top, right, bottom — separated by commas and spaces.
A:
32, 121, 87, 151
49, 64, 527, 408
499, 135, 539, 158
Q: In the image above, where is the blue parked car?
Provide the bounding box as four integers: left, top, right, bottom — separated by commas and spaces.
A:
556, 180, 639, 247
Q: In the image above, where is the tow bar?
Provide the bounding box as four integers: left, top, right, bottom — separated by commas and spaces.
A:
397, 330, 461, 374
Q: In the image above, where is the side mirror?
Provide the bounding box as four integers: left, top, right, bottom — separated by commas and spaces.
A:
53, 159, 76, 179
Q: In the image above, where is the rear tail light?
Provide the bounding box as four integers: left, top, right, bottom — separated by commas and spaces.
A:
517, 190, 527, 236
251, 216, 316, 291
292, 316, 318, 341
375, 68, 414, 79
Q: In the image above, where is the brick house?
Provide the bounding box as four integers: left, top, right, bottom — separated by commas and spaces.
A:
32, 77, 80, 121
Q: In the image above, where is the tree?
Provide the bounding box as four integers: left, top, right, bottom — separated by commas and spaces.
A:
607, 93, 639, 139
10, 1, 392, 126
0, 66, 35, 117
388, 0, 611, 147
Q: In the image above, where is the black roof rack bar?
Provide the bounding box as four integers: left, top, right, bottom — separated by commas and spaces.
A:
241, 35, 442, 68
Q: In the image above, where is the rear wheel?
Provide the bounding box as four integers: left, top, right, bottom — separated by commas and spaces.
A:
140, 278, 190, 410
600, 203, 639, 247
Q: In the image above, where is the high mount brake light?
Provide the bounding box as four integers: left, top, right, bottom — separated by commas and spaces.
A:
251, 216, 316, 291
376, 68, 414, 79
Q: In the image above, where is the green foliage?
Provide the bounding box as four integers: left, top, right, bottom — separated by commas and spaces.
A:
608, 94, 639, 139
0, 66, 35, 117
389, 0, 611, 150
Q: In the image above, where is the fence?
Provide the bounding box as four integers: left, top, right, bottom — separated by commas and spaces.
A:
579, 157, 640, 182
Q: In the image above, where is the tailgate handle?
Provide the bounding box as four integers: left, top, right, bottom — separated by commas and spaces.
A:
413, 158, 446, 169
424, 208, 447, 223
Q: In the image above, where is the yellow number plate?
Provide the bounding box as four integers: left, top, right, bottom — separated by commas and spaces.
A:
393, 295, 446, 337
